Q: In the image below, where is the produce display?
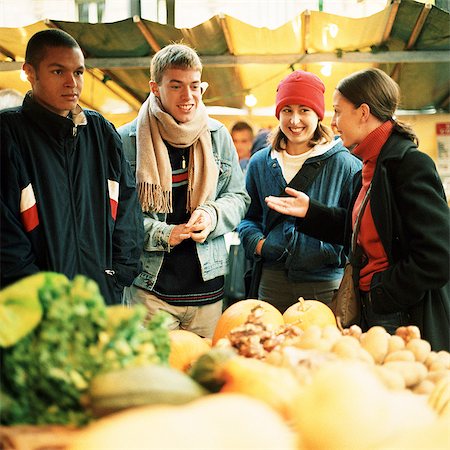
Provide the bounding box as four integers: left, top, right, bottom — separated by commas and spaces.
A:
88, 364, 207, 417
0, 273, 171, 426
70, 394, 297, 450
168, 329, 212, 372
283, 297, 337, 330
1, 277, 449, 449
211, 298, 284, 344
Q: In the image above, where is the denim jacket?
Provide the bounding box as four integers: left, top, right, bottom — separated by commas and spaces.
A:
238, 139, 362, 282
118, 117, 250, 290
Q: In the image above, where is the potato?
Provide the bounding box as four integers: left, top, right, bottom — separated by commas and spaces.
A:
387, 334, 405, 353
406, 338, 431, 363
373, 365, 406, 391
332, 335, 362, 360
360, 326, 389, 364
412, 379, 435, 395
383, 361, 428, 388
426, 369, 450, 384
384, 350, 416, 363
436, 351, 450, 370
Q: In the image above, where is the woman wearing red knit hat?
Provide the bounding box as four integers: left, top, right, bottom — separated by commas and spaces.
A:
265, 68, 449, 351
238, 70, 362, 312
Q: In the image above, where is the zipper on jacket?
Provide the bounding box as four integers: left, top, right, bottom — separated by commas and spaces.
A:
64, 133, 82, 269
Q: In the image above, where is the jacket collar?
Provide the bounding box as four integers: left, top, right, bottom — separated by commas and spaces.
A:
378, 131, 417, 163
268, 136, 348, 165
22, 91, 87, 138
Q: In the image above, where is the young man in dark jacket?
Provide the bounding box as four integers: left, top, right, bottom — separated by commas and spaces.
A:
1, 29, 144, 304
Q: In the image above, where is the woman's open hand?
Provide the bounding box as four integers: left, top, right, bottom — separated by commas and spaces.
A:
265, 187, 310, 218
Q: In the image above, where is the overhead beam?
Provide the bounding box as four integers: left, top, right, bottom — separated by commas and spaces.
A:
219, 14, 235, 55
98, 69, 144, 108
0, 44, 16, 61
45, 18, 142, 110
382, 0, 401, 43
391, 2, 433, 81
405, 2, 432, 50
439, 94, 449, 110
133, 15, 161, 52
2, 50, 447, 72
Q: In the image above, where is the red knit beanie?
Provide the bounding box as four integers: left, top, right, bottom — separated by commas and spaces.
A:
275, 70, 325, 120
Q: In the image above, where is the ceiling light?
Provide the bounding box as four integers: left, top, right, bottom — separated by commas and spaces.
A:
320, 63, 332, 77
245, 93, 257, 108
328, 24, 339, 38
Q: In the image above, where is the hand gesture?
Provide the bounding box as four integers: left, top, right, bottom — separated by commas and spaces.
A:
168, 223, 192, 247
186, 208, 212, 243
265, 187, 310, 218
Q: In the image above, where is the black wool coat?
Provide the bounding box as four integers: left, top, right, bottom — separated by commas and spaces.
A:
300, 132, 450, 350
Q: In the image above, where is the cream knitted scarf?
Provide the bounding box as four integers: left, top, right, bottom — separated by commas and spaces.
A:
136, 93, 218, 213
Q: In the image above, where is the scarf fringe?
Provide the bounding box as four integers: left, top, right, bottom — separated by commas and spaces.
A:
138, 182, 172, 213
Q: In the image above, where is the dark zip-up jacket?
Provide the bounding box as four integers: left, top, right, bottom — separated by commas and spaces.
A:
299, 132, 450, 350
1, 94, 144, 304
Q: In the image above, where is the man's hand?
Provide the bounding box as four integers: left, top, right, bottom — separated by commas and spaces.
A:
186, 209, 212, 243
168, 224, 192, 247
167, 209, 213, 247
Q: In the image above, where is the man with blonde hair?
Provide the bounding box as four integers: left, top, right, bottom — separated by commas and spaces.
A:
119, 43, 249, 338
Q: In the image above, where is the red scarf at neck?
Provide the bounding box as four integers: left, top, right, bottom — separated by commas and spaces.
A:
352, 120, 394, 291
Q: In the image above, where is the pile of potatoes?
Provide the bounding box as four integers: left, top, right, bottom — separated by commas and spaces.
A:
264, 324, 450, 417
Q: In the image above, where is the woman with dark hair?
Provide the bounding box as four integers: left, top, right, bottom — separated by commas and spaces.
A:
266, 68, 449, 350
238, 70, 361, 313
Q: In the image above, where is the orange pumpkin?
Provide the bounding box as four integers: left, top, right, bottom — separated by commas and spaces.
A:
283, 297, 337, 330
212, 299, 284, 345
169, 330, 211, 372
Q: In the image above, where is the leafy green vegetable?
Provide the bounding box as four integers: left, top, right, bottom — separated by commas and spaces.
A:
0, 273, 171, 425
0, 272, 45, 347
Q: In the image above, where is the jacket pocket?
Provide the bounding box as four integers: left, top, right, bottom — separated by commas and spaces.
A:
261, 222, 294, 263
104, 269, 125, 305
285, 235, 341, 278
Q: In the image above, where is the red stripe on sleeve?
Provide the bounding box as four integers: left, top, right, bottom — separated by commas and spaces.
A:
110, 199, 118, 220
21, 205, 39, 232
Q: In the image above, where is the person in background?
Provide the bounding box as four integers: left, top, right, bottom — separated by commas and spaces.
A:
265, 68, 449, 350
251, 127, 271, 156
224, 120, 256, 305
239, 70, 362, 313
0, 89, 24, 111
1, 29, 144, 304
119, 43, 249, 338
230, 120, 254, 172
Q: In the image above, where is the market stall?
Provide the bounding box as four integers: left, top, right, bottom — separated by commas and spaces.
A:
1, 274, 449, 449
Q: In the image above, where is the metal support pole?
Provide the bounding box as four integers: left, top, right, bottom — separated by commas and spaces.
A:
129, 0, 141, 17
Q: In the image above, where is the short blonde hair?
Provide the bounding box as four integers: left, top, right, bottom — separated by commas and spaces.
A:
151, 43, 202, 84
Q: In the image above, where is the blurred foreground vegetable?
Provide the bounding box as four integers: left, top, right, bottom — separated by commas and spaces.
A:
0, 272, 45, 347
0, 272, 170, 426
